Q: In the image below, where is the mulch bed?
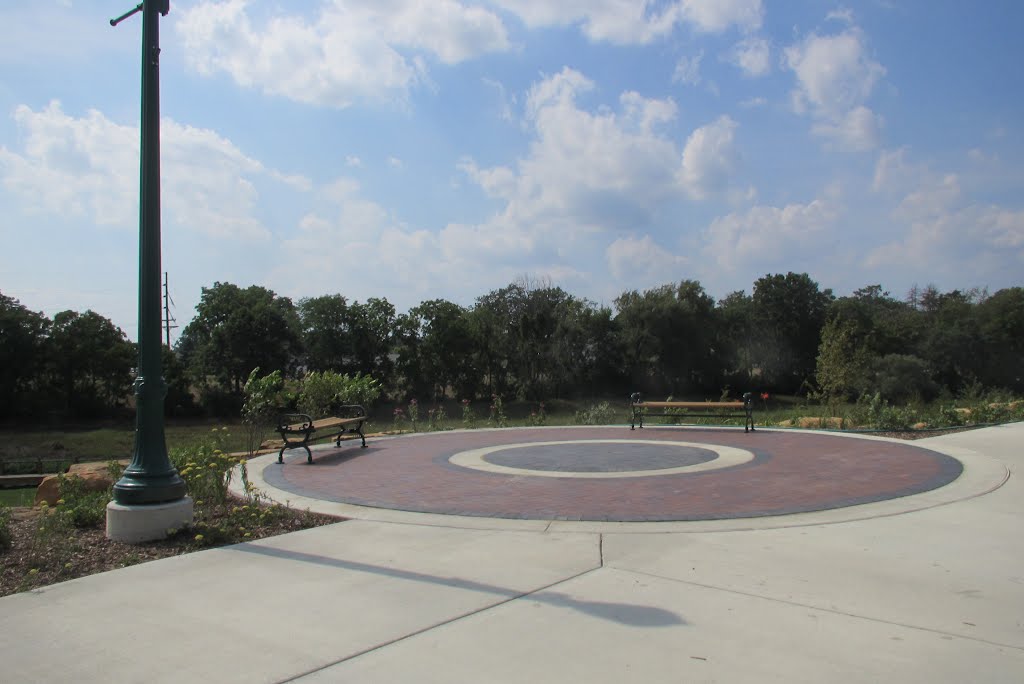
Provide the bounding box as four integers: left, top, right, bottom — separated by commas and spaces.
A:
0, 500, 342, 598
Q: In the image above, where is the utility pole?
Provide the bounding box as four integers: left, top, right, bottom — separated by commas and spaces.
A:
163, 271, 177, 349
107, 1, 192, 542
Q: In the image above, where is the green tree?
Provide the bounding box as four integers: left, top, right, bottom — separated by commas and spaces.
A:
976, 287, 1024, 392
346, 298, 396, 380
915, 289, 984, 393
751, 272, 833, 394
47, 310, 136, 417
815, 316, 871, 403
177, 283, 302, 401
0, 293, 49, 417
297, 294, 351, 372
395, 299, 475, 401
615, 280, 722, 397
716, 290, 755, 390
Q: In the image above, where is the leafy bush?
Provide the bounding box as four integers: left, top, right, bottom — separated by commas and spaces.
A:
488, 395, 508, 428
936, 404, 966, 427
170, 430, 244, 506
869, 354, 940, 404
574, 401, 618, 425
427, 405, 448, 431
864, 392, 917, 430
461, 399, 476, 429
54, 472, 111, 529
297, 371, 381, 418
242, 368, 285, 457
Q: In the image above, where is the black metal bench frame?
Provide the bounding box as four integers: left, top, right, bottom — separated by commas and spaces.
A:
276, 405, 367, 464
630, 392, 755, 433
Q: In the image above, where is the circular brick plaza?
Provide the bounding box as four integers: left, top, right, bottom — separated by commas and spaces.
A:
262, 427, 965, 522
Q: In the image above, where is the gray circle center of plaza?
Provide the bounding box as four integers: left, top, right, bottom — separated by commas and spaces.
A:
484, 442, 717, 472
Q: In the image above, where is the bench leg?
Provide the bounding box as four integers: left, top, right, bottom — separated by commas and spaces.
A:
305, 444, 313, 464
278, 446, 286, 464
358, 425, 366, 448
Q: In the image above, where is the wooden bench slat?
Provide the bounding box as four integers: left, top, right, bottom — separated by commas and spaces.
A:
285, 416, 365, 432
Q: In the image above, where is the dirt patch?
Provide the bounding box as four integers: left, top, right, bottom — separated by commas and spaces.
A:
1, 500, 342, 598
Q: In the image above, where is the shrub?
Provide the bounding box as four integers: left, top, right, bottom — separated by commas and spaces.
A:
54, 473, 109, 529
461, 399, 476, 429
574, 401, 617, 425
936, 404, 966, 427
242, 368, 285, 457
408, 398, 420, 431
868, 354, 940, 404
488, 395, 508, 428
170, 430, 243, 506
427, 405, 448, 431
864, 392, 916, 430
297, 371, 381, 418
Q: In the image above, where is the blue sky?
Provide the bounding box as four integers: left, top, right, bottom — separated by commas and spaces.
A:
1, 1, 1022, 342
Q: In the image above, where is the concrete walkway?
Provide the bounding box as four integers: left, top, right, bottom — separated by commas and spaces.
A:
1, 425, 1022, 682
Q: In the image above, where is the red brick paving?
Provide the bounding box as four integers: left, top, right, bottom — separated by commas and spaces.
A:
264, 428, 963, 522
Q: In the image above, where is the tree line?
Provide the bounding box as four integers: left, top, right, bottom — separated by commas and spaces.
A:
2, 274, 1021, 421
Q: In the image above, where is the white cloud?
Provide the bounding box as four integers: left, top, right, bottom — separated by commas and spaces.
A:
784, 25, 886, 150
457, 158, 518, 199
727, 36, 771, 77
0, 101, 286, 240
345, 155, 362, 167
864, 162, 1024, 283
678, 115, 739, 199
482, 77, 516, 122
673, 51, 703, 86
278, 67, 759, 308
811, 105, 883, 151
475, 67, 683, 233
606, 235, 688, 282
175, 0, 510, 108
826, 8, 855, 24
388, 156, 404, 169
702, 199, 838, 271
678, 0, 763, 33
493, 0, 761, 44
872, 147, 914, 193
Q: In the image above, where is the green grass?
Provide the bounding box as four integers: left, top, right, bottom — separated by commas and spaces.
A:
0, 488, 36, 507
0, 422, 252, 464
1, 394, 1019, 466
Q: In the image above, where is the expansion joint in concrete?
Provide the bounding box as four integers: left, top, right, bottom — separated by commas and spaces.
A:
276, 563, 605, 684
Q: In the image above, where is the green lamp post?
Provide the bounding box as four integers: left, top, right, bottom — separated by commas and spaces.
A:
107, 1, 191, 540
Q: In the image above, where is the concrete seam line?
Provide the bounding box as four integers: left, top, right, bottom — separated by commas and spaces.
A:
274, 564, 605, 683
612, 567, 1024, 652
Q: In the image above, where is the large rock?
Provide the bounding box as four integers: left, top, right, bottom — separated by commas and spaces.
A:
35, 460, 130, 506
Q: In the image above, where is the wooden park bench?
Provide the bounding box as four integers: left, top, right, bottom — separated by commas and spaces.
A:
276, 405, 368, 464
630, 392, 755, 433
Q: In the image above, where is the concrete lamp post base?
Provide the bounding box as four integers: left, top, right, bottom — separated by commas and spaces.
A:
106, 496, 194, 543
